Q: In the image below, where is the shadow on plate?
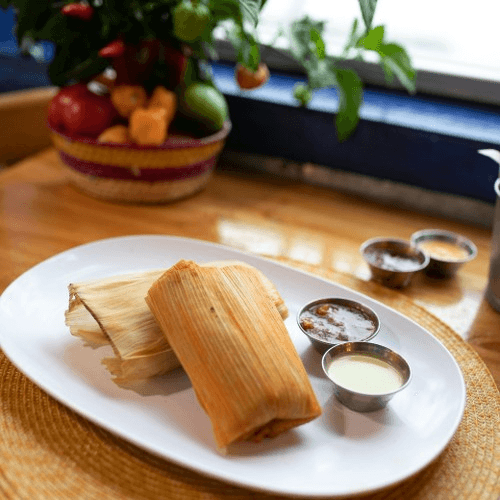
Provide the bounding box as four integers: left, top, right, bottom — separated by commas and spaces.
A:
61, 339, 191, 398
320, 394, 406, 438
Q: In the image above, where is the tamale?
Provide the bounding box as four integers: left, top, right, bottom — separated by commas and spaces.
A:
65, 293, 109, 346
146, 260, 321, 449
66, 261, 288, 384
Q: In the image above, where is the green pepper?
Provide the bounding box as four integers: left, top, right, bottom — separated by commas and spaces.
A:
173, 0, 210, 43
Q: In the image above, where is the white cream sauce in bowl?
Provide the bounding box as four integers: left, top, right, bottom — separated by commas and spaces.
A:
322, 342, 411, 412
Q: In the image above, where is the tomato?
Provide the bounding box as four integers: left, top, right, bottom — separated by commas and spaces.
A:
235, 63, 270, 90
173, 0, 210, 42
48, 83, 88, 129
180, 83, 228, 133
48, 84, 118, 137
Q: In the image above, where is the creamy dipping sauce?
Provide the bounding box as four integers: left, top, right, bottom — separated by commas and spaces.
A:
327, 354, 404, 394
299, 303, 377, 342
365, 249, 422, 272
418, 240, 469, 261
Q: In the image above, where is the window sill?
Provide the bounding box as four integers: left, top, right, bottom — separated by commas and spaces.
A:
1, 55, 499, 225
213, 61, 500, 215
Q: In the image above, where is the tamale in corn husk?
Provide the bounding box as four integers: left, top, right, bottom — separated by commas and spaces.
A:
66, 261, 288, 384
145, 260, 321, 449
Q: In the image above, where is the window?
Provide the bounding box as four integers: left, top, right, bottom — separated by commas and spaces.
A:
256, 0, 500, 105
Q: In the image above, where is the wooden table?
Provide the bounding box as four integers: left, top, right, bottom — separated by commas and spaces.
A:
1, 147, 499, 389
0, 144, 499, 500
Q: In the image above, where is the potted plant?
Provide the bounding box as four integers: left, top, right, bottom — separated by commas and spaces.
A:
0, 0, 415, 202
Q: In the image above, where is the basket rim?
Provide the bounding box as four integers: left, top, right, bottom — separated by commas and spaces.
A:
48, 120, 232, 151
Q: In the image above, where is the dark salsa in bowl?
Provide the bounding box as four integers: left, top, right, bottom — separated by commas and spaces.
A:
297, 298, 380, 352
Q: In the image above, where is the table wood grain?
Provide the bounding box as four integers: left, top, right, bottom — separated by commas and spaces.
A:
1, 147, 499, 388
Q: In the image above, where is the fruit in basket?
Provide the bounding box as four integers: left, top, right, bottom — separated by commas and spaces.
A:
180, 83, 228, 133
129, 108, 169, 145
148, 86, 178, 125
97, 125, 130, 144
48, 84, 117, 136
111, 85, 148, 118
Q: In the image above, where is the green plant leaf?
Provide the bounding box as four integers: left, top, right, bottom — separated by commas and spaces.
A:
238, 0, 264, 27
307, 59, 337, 89
377, 42, 416, 93
289, 16, 325, 61
14, 0, 52, 42
333, 67, 363, 142
36, 13, 70, 44
310, 27, 325, 59
358, 0, 377, 31
225, 22, 260, 70
357, 24, 384, 50
208, 0, 242, 25
357, 26, 416, 94
344, 18, 360, 53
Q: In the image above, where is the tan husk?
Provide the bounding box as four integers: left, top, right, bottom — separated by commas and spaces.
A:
65, 261, 288, 384
145, 260, 321, 449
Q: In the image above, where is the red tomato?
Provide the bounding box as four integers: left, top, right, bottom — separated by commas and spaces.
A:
48, 83, 88, 129
48, 84, 118, 137
235, 63, 270, 90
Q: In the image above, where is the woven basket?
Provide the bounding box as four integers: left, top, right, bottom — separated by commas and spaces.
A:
50, 121, 231, 203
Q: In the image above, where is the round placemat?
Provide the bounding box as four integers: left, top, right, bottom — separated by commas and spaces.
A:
0, 261, 498, 500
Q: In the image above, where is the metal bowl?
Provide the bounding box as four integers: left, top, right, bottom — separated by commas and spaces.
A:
360, 237, 429, 288
297, 298, 380, 354
322, 342, 412, 412
411, 229, 477, 277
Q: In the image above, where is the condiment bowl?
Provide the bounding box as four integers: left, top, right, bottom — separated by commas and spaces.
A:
297, 298, 380, 354
411, 229, 477, 277
360, 237, 429, 288
322, 342, 412, 412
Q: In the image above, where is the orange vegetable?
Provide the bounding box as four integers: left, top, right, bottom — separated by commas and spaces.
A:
235, 63, 270, 90
148, 86, 178, 126
97, 125, 130, 144
111, 85, 147, 118
129, 108, 168, 145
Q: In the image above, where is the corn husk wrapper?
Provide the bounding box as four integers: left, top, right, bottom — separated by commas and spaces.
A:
146, 260, 321, 449
65, 261, 288, 384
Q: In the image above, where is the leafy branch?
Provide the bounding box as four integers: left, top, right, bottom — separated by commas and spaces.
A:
1, 0, 416, 141
2, 0, 264, 85
286, 0, 416, 141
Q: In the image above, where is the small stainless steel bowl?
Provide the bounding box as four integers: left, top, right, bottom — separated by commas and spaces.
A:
411, 229, 477, 277
360, 237, 429, 288
322, 342, 412, 412
297, 298, 380, 354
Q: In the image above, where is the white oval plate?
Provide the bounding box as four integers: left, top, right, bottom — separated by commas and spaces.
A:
0, 235, 466, 498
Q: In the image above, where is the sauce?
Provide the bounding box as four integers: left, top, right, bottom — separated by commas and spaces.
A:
299, 302, 377, 343
327, 354, 403, 394
418, 239, 469, 261
365, 249, 422, 272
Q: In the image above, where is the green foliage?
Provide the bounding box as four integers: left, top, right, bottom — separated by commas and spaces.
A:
286, 1, 416, 141
4, 0, 264, 85
357, 0, 377, 30
2, 0, 416, 141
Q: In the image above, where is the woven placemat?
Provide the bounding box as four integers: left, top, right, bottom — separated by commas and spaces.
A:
0, 260, 498, 500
